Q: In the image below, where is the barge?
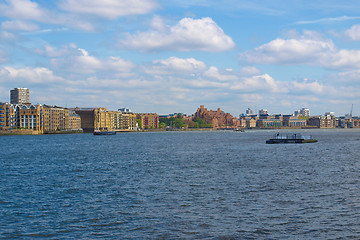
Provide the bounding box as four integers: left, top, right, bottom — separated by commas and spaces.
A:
93, 131, 116, 135
266, 133, 317, 144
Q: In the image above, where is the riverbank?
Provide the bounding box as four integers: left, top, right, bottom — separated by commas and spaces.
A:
0, 129, 83, 136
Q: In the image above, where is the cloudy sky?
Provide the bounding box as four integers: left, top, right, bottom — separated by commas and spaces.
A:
1, 0, 360, 116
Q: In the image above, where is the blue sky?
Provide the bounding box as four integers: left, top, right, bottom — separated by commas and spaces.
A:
1, 0, 360, 116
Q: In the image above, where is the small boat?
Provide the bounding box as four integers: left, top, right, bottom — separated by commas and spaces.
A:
93, 131, 116, 135
234, 128, 245, 132
266, 133, 317, 144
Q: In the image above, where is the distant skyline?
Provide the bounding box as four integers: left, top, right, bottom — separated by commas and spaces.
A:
1, 0, 360, 116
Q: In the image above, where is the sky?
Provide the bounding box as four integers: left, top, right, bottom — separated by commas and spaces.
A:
1, 0, 360, 116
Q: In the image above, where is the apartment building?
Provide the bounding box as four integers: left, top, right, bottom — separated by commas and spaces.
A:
69, 111, 82, 130
122, 113, 137, 130
10, 88, 30, 104
0, 102, 15, 129
0, 102, 44, 133
137, 113, 159, 129
43, 105, 70, 132
309, 115, 335, 128
75, 107, 113, 132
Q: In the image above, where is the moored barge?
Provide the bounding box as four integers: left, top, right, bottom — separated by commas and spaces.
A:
93, 131, 116, 135
266, 133, 317, 144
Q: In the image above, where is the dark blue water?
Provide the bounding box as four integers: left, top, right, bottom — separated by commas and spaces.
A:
1, 130, 360, 239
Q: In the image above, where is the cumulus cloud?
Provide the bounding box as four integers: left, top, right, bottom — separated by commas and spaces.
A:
289, 79, 323, 94
240, 37, 335, 64
345, 24, 360, 40
58, 0, 157, 19
230, 74, 287, 93
51, 48, 135, 74
240, 33, 360, 70
203, 67, 238, 81
119, 17, 235, 52
0, 66, 65, 84
144, 57, 207, 75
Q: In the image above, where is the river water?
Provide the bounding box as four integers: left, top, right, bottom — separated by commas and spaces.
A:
1, 129, 360, 239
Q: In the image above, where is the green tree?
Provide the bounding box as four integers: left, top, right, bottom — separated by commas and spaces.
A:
159, 114, 185, 128
192, 117, 212, 128
136, 119, 142, 129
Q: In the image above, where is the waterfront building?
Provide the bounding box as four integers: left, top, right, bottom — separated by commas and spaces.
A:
74, 107, 113, 132
137, 113, 159, 129
0, 102, 15, 129
113, 111, 123, 130
309, 115, 335, 128
352, 118, 360, 128
193, 105, 234, 128
246, 118, 257, 128
283, 116, 307, 128
69, 111, 82, 130
122, 113, 137, 130
257, 118, 282, 128
43, 105, 69, 132
10, 88, 30, 104
238, 118, 247, 128
94, 108, 113, 131
0, 102, 43, 133
112, 111, 137, 130
18, 104, 44, 133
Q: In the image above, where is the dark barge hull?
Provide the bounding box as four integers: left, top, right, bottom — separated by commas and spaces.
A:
93, 131, 116, 135
266, 139, 317, 144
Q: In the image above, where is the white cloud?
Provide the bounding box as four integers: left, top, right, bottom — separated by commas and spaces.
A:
0, 0, 45, 20
119, 17, 235, 52
145, 57, 207, 75
0, 0, 94, 31
290, 80, 323, 94
203, 66, 238, 81
1, 20, 39, 31
240, 37, 335, 64
51, 48, 135, 74
58, 0, 158, 19
230, 74, 287, 93
0, 66, 65, 84
345, 24, 360, 40
240, 33, 360, 70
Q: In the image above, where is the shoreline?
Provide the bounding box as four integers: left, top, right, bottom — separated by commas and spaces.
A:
2, 127, 360, 136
